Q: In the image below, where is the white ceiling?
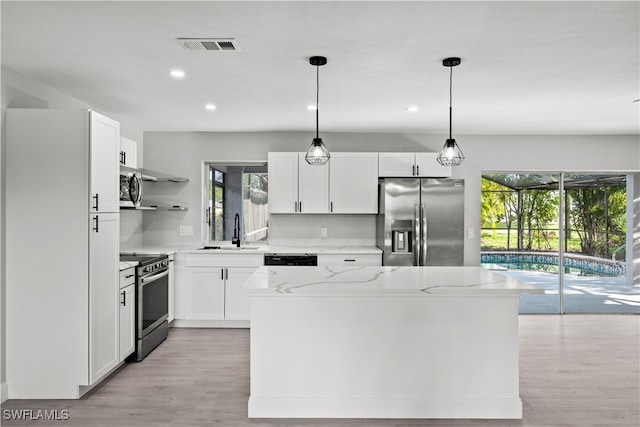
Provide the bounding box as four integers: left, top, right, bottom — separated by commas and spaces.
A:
2, 1, 639, 135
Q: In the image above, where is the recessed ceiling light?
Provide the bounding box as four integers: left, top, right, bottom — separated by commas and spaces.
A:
405, 106, 419, 112
205, 104, 216, 111
169, 69, 185, 79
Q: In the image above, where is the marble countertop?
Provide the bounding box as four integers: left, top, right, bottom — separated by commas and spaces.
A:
119, 261, 138, 271
138, 245, 382, 255
243, 266, 544, 296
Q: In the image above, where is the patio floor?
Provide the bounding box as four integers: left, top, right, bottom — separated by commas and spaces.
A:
490, 269, 640, 314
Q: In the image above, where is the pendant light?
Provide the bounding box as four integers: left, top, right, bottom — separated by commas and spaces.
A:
305, 56, 330, 165
437, 57, 465, 166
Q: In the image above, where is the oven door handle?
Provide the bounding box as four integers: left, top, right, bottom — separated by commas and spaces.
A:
141, 269, 169, 285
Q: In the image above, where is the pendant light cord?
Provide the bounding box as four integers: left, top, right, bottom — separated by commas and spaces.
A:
449, 64, 453, 140
316, 64, 320, 140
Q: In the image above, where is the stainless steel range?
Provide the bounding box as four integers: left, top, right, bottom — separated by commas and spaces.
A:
120, 253, 169, 361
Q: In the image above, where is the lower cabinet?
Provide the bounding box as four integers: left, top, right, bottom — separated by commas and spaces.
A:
119, 284, 135, 361
118, 266, 136, 361
224, 268, 257, 320
185, 267, 225, 320
175, 253, 262, 326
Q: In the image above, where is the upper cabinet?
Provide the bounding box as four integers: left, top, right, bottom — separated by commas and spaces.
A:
90, 111, 120, 213
119, 137, 138, 169
268, 152, 378, 214
268, 152, 328, 213
329, 152, 378, 214
378, 152, 451, 178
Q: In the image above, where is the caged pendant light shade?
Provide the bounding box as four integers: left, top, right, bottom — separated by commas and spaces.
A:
437, 57, 465, 167
305, 56, 330, 166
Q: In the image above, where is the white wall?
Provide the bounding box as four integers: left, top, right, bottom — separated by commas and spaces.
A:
143, 131, 640, 263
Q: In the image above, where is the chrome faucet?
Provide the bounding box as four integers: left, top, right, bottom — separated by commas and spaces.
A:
232, 213, 241, 247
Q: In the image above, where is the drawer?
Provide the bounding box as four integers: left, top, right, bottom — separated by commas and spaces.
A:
119, 267, 136, 289
317, 254, 381, 266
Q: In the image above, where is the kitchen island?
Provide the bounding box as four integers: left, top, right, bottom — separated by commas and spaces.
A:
244, 266, 543, 419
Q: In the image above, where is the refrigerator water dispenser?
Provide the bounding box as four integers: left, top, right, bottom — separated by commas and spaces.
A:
391, 220, 412, 253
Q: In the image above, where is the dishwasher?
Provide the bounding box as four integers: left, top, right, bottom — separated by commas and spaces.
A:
264, 253, 318, 266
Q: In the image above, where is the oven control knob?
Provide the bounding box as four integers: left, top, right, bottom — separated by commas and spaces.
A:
143, 266, 151, 273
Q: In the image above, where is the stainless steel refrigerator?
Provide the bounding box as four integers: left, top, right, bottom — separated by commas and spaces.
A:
376, 178, 464, 266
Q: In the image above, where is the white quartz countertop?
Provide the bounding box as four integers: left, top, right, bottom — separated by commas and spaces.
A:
119, 261, 138, 271
176, 245, 382, 255
243, 266, 544, 296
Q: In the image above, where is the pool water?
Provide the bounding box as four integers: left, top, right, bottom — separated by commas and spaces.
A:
481, 262, 619, 277
480, 251, 624, 277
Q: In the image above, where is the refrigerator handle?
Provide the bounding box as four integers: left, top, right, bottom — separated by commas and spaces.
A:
414, 204, 420, 266
421, 203, 428, 266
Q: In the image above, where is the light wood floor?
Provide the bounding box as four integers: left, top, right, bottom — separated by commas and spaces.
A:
2, 315, 639, 426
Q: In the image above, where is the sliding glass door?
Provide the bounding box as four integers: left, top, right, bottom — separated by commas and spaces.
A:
481, 171, 639, 314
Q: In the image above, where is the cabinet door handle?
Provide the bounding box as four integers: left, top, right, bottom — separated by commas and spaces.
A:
330, 201, 333, 212
416, 165, 420, 176
294, 201, 298, 212
121, 290, 126, 306
92, 193, 99, 211
412, 164, 416, 176
92, 216, 99, 233
299, 202, 302, 213
123, 151, 126, 165
344, 259, 356, 262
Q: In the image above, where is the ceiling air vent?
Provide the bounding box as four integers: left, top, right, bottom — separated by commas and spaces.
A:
177, 38, 241, 52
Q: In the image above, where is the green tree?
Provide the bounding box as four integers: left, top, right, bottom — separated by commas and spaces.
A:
568, 186, 626, 257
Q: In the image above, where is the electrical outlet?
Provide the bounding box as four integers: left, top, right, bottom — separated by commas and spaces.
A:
467, 228, 475, 239
321, 227, 328, 238
180, 226, 193, 236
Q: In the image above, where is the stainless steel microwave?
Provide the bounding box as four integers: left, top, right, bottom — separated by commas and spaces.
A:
120, 171, 142, 207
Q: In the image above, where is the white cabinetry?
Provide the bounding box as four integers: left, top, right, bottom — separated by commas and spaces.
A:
119, 136, 138, 168
317, 253, 382, 266
89, 212, 120, 382
329, 153, 378, 213
268, 152, 329, 213
224, 268, 257, 320
118, 267, 136, 362
185, 267, 225, 320
6, 109, 120, 398
268, 152, 378, 214
379, 152, 451, 177
174, 253, 262, 327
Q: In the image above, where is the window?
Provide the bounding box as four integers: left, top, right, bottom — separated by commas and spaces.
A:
204, 162, 268, 243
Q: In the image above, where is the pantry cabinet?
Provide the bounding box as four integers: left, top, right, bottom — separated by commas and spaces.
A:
6, 109, 120, 398
378, 152, 451, 177
89, 212, 120, 383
